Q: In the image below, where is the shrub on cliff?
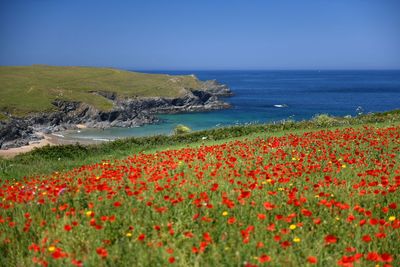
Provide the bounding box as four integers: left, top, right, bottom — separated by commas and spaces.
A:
174, 124, 192, 135
312, 114, 340, 128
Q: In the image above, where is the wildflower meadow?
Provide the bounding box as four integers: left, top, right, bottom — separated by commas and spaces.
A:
1, 125, 399, 266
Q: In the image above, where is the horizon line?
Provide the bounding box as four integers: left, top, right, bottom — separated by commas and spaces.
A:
1, 64, 400, 72
133, 68, 400, 72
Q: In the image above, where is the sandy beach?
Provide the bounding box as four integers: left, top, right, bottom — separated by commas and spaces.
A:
0, 131, 103, 158
0, 134, 55, 158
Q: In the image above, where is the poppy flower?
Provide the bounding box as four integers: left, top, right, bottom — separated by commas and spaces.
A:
381, 253, 393, 263
301, 209, 312, 217
263, 201, 275, 210
307, 256, 317, 264
362, 235, 372, 243
227, 217, 236, 224
325, 235, 338, 244
280, 240, 292, 248
258, 254, 271, 263
138, 234, 146, 241
96, 247, 108, 258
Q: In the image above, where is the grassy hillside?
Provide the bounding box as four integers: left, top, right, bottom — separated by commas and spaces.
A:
0, 65, 201, 116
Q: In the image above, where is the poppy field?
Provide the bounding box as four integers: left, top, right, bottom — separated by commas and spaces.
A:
1, 125, 399, 266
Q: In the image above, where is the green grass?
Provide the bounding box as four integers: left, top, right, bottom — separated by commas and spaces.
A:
0, 113, 9, 122
0, 65, 201, 116
1, 110, 399, 181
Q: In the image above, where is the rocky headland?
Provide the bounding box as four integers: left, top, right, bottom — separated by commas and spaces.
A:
0, 80, 232, 150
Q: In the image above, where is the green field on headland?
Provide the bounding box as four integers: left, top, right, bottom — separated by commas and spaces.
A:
0, 65, 200, 116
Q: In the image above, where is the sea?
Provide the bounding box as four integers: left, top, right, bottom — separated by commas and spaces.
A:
62, 70, 400, 142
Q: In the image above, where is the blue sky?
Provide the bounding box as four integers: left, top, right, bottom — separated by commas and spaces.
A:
0, 0, 399, 70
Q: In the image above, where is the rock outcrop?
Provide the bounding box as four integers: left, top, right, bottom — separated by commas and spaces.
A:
0, 120, 42, 149
200, 79, 233, 96
0, 80, 232, 149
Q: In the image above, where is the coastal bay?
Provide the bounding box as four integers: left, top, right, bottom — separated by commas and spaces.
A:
62, 70, 400, 141
0, 66, 232, 150
1, 69, 400, 155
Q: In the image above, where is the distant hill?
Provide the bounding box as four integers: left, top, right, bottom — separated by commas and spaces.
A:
0, 65, 201, 116
0, 65, 232, 150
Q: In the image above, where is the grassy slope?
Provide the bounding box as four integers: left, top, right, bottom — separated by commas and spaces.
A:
1, 110, 399, 181
0, 65, 201, 116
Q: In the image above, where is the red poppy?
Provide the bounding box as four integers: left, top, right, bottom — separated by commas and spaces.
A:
227, 217, 236, 224
138, 234, 146, 241
28, 243, 40, 252
362, 235, 372, 243
381, 253, 393, 262
307, 256, 318, 264
263, 201, 275, 210
325, 234, 338, 244
366, 252, 380, 262
71, 259, 83, 267
203, 232, 212, 243
301, 209, 313, 217
52, 249, 68, 259
257, 213, 266, 220
259, 254, 271, 263
280, 240, 292, 248
96, 247, 108, 258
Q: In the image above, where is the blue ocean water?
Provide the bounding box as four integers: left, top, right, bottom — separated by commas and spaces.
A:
64, 70, 400, 141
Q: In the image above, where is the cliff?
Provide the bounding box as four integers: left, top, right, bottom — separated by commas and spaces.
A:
0, 79, 232, 149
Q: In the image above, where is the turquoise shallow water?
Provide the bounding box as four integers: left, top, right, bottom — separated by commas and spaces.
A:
62, 70, 400, 141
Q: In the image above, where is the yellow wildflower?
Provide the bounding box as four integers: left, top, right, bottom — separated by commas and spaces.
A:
86, 211, 93, 217
293, 237, 301, 243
